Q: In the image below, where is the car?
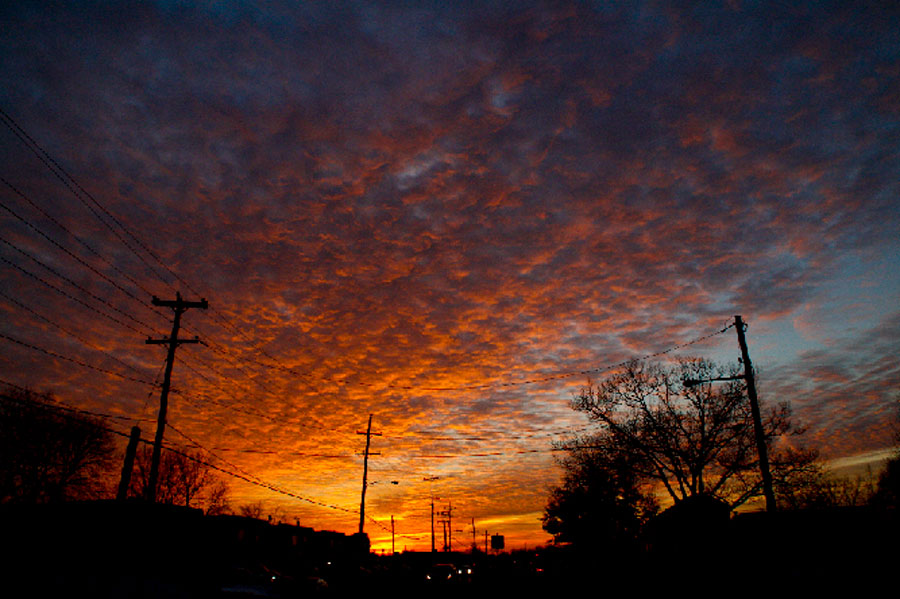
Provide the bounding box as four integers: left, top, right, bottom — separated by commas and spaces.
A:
424, 563, 456, 585
456, 564, 474, 583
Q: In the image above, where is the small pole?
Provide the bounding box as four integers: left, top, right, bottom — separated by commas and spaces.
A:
117, 425, 141, 501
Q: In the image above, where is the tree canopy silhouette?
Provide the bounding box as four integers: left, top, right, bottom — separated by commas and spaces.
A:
570, 358, 816, 509
127, 445, 229, 513
543, 442, 657, 550
870, 396, 900, 509
0, 386, 115, 503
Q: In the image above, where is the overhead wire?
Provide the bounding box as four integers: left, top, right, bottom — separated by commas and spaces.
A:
0, 235, 154, 334
2, 106, 736, 403
0, 332, 159, 387
0, 180, 158, 308
0, 174, 157, 299
0, 388, 363, 517
0, 107, 178, 294
0, 378, 154, 423
0, 288, 153, 380
0, 108, 749, 506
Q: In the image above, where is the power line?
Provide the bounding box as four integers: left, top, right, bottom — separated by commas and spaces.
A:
0, 332, 159, 386
179, 322, 736, 398
0, 174, 158, 298
2, 107, 735, 399
0, 107, 178, 293
0, 254, 145, 335
0, 379, 154, 423
0, 388, 363, 517
140, 326, 735, 441
0, 235, 154, 333
0, 180, 161, 310
0, 288, 152, 379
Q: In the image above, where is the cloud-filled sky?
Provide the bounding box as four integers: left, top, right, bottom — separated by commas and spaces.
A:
1, 1, 898, 550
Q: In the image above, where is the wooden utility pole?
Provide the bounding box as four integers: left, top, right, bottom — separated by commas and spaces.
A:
734, 315, 776, 512
439, 501, 453, 552
391, 515, 395, 555
116, 425, 141, 501
357, 414, 381, 534
423, 475, 439, 553
145, 292, 207, 502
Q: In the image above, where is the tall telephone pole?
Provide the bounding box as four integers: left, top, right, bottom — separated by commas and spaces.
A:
145, 292, 207, 502
439, 501, 453, 552
357, 414, 381, 534
734, 315, 776, 512
423, 475, 440, 553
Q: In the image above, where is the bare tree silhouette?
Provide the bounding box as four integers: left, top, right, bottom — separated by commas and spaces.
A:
0, 386, 115, 503
128, 446, 229, 513
571, 358, 817, 509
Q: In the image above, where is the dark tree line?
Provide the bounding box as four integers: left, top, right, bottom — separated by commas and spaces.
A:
125, 446, 230, 513
870, 396, 900, 509
0, 387, 115, 503
545, 360, 900, 553
1, 385, 229, 512
542, 443, 657, 552
543, 359, 820, 549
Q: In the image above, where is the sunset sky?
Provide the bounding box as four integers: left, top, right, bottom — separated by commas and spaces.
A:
1, 1, 898, 552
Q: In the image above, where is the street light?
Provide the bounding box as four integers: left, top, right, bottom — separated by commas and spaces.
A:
683, 374, 745, 387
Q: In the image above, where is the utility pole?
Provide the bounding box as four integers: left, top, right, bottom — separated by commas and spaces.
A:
145, 292, 207, 503
423, 475, 439, 553
116, 425, 141, 501
391, 515, 395, 555
431, 496, 436, 552
734, 315, 776, 512
439, 501, 453, 552
357, 414, 381, 534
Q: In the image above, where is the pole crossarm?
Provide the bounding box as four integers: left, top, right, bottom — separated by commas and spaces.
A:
146, 337, 200, 345
151, 295, 208, 310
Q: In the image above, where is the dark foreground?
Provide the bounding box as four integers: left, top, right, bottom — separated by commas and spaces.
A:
2, 501, 897, 597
